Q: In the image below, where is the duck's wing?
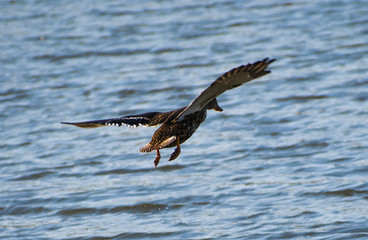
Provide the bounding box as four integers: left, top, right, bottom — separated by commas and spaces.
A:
61, 111, 172, 128
174, 58, 275, 122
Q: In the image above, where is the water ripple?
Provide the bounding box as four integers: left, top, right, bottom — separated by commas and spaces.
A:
57, 203, 184, 216
303, 189, 368, 198
1, 206, 51, 216
33, 49, 151, 62
13, 171, 55, 181
2, 0, 368, 239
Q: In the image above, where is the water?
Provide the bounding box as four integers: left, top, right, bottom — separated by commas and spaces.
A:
1, 0, 368, 239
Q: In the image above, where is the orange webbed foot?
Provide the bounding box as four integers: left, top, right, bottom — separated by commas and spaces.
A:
154, 149, 161, 167
169, 137, 181, 161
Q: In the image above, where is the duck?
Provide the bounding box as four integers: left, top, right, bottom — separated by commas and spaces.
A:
62, 58, 275, 167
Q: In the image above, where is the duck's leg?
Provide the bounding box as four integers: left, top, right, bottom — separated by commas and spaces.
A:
154, 149, 161, 167
169, 137, 181, 161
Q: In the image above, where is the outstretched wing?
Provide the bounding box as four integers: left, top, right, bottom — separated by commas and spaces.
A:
174, 58, 275, 122
61, 111, 170, 128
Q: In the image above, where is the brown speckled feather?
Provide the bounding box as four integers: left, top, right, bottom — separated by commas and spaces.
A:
174, 58, 275, 122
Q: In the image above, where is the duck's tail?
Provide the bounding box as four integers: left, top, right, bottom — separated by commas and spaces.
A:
140, 143, 155, 153
140, 136, 177, 153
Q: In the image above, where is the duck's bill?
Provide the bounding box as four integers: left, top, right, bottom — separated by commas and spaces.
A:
214, 106, 223, 112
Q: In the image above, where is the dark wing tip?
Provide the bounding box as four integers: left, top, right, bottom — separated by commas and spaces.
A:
260, 58, 276, 70
224, 57, 276, 80
61, 122, 78, 126
60, 121, 104, 128
263, 57, 276, 65
254, 57, 276, 67
244, 57, 276, 78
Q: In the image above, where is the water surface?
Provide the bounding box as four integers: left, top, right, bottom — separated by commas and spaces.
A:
1, 0, 368, 239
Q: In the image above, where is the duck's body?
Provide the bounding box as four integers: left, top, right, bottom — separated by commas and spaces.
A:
141, 107, 205, 151
139, 100, 222, 166
62, 58, 275, 167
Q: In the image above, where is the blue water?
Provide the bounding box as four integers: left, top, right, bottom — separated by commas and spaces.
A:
1, 0, 368, 239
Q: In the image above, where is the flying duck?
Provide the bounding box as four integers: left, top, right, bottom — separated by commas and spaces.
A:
62, 58, 275, 167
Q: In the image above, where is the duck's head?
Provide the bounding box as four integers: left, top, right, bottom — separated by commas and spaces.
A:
206, 98, 223, 112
